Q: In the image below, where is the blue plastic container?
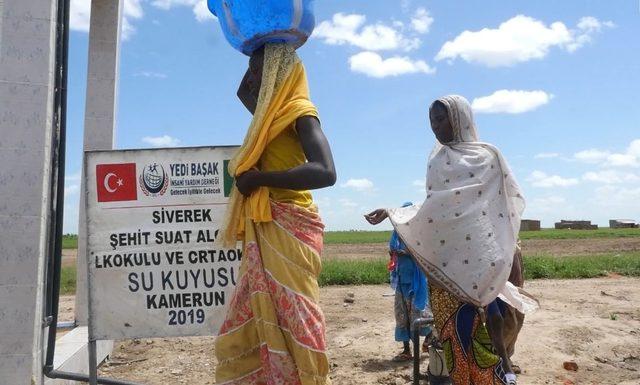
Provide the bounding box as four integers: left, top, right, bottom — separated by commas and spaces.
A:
208, 0, 316, 56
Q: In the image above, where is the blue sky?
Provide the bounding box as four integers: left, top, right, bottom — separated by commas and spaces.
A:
63, 0, 640, 233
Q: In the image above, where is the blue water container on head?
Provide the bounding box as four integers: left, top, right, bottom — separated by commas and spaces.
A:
207, 0, 316, 56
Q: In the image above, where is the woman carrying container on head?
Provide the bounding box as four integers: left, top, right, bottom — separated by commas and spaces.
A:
365, 95, 538, 385
214, 43, 336, 385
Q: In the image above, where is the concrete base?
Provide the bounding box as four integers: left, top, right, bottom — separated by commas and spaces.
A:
45, 327, 113, 385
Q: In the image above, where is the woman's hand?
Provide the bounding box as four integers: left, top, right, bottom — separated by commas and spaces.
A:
235, 170, 262, 197
364, 209, 388, 225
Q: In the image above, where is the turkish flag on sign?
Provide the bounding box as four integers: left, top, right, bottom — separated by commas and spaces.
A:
96, 163, 138, 202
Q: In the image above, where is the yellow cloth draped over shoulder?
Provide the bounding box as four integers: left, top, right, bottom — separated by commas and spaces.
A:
215, 44, 331, 385
221, 43, 318, 248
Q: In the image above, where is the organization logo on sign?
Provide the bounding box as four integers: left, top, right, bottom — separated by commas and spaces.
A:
140, 163, 169, 197
96, 163, 138, 202
223, 159, 233, 198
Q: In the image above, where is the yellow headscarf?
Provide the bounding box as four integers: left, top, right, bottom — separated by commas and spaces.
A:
221, 44, 318, 247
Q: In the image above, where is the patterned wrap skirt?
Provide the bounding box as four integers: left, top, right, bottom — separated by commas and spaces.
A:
215, 201, 330, 385
430, 284, 508, 385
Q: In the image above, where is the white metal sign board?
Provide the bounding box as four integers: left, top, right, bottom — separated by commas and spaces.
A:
85, 146, 241, 340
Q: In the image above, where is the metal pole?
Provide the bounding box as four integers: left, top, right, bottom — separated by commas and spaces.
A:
89, 340, 98, 385
86, 155, 98, 385
412, 323, 420, 385
56, 320, 76, 329
47, 369, 144, 385
412, 317, 434, 385
40, 1, 141, 384
44, 0, 70, 372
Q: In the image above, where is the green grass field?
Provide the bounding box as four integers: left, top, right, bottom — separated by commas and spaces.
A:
524, 253, 640, 279
518, 228, 640, 240
57, 228, 639, 293
324, 231, 393, 244
58, 252, 640, 294
63, 234, 78, 249
319, 258, 389, 286
60, 266, 78, 295
324, 228, 640, 244
319, 253, 640, 285
62, 228, 640, 248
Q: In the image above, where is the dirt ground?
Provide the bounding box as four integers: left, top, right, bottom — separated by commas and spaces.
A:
58, 276, 640, 385
322, 238, 640, 260
62, 249, 78, 267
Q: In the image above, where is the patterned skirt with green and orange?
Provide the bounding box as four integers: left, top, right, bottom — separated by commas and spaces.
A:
430, 285, 508, 385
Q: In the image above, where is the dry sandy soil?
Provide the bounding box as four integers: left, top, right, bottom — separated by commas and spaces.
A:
322, 238, 640, 260
58, 277, 640, 385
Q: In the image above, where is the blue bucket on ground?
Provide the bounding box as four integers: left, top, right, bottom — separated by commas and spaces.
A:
208, 0, 316, 56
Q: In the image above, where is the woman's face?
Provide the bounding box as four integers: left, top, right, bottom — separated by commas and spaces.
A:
237, 48, 265, 114
429, 101, 454, 144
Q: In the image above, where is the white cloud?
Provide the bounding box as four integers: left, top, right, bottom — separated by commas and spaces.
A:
576, 16, 614, 32
534, 153, 560, 159
524, 195, 569, 222
151, 0, 197, 9
65, 171, 81, 182
134, 71, 168, 79
64, 171, 81, 207
314, 13, 420, 52
589, 185, 640, 218
124, 0, 144, 19
63, 192, 80, 233
121, 19, 135, 41
472, 90, 552, 114
193, 1, 216, 22
70, 0, 144, 40
411, 8, 433, 34
151, 0, 215, 22
349, 51, 435, 78
629, 139, 640, 158
70, 0, 91, 32
607, 154, 638, 167
122, 0, 145, 40
412, 178, 426, 193
314, 196, 332, 213
142, 135, 181, 147
533, 195, 566, 206
527, 170, 579, 188
339, 198, 358, 208
573, 140, 640, 168
574, 149, 610, 163
64, 184, 79, 197
527, 195, 568, 216
565, 16, 616, 52
435, 15, 613, 67
341, 178, 374, 192
526, 183, 640, 228
583, 170, 640, 184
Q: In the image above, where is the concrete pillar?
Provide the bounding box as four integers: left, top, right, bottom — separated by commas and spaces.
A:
0, 0, 58, 384
75, 0, 122, 325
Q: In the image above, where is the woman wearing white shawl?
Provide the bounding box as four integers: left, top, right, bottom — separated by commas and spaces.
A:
366, 95, 537, 385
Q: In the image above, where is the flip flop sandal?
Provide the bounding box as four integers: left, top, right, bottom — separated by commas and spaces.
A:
392, 352, 412, 362
511, 364, 522, 374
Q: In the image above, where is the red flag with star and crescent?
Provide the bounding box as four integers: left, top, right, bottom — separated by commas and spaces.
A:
96, 163, 138, 202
